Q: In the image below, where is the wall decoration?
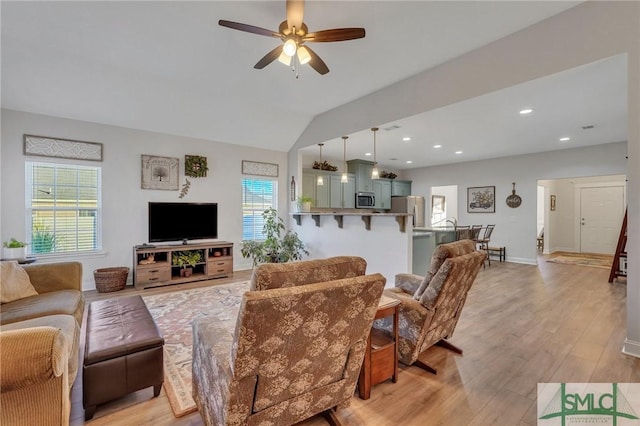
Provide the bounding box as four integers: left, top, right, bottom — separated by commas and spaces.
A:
242, 160, 279, 177
550, 194, 557, 211
23, 134, 103, 161
505, 182, 522, 208
141, 155, 179, 190
185, 155, 208, 178
432, 195, 445, 214
467, 186, 495, 213
178, 178, 191, 199
290, 176, 296, 201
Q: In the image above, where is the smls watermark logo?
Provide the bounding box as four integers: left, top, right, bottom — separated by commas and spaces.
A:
538, 383, 640, 425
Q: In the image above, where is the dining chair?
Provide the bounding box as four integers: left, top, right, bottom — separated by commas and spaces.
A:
477, 224, 495, 266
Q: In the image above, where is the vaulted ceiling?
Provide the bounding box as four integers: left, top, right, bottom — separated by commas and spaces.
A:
3, 1, 624, 171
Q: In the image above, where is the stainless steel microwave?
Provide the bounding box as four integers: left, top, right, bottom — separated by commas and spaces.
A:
356, 192, 375, 208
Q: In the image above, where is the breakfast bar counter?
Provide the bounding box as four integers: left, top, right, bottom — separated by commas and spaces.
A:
291, 211, 412, 232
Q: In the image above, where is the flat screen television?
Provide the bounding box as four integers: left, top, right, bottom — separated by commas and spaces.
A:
148, 202, 218, 243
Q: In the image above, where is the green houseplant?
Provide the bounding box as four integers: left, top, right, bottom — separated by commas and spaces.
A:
172, 250, 203, 277
241, 208, 309, 266
297, 195, 313, 212
3, 238, 28, 260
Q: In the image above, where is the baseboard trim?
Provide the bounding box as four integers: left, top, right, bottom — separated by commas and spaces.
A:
506, 257, 537, 265
622, 338, 640, 359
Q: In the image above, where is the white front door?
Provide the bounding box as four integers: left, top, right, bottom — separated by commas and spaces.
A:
579, 186, 624, 254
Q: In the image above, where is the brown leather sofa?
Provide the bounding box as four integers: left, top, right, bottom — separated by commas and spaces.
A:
0, 262, 85, 426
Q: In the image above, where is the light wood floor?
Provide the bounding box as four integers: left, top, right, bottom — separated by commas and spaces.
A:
75, 258, 639, 426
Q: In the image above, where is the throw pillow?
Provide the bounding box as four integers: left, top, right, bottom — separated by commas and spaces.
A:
1, 261, 39, 303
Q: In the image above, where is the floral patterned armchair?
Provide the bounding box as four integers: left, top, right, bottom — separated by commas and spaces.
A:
373, 240, 485, 373
192, 257, 385, 426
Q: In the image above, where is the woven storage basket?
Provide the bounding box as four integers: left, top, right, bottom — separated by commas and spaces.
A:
94, 267, 129, 293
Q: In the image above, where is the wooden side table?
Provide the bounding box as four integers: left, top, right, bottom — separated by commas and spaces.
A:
358, 295, 400, 400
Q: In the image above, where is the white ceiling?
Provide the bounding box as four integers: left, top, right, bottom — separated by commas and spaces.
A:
2, 0, 621, 172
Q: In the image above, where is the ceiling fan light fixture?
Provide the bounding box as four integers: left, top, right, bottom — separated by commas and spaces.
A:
297, 45, 311, 65
278, 50, 292, 65
283, 38, 297, 57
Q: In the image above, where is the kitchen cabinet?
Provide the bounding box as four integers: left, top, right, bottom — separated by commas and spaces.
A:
347, 159, 375, 192
303, 169, 354, 209
302, 170, 330, 208
330, 174, 356, 208
391, 180, 412, 196
373, 179, 392, 210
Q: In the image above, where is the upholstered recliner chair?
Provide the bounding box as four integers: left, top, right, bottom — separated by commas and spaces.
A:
373, 240, 485, 373
192, 257, 385, 426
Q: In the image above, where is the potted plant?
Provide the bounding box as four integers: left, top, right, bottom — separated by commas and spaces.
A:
297, 195, 313, 212
172, 250, 203, 277
3, 238, 28, 260
241, 207, 309, 266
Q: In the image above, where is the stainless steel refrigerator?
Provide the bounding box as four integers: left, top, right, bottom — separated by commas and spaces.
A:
391, 195, 425, 227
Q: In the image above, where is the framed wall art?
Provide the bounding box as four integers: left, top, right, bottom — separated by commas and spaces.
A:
141, 155, 179, 190
24, 134, 103, 161
550, 194, 557, 211
467, 186, 495, 213
185, 155, 208, 178
242, 160, 279, 177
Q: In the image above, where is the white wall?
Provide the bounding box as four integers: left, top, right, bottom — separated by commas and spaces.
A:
405, 142, 627, 264
1, 109, 289, 289
293, 215, 411, 286
536, 185, 544, 239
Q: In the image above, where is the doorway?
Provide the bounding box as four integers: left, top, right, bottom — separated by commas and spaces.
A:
537, 175, 626, 256
430, 185, 457, 226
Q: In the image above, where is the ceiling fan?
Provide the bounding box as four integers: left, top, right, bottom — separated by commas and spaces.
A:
219, 0, 365, 75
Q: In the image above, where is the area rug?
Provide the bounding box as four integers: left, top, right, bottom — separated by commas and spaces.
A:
546, 252, 613, 269
142, 281, 249, 417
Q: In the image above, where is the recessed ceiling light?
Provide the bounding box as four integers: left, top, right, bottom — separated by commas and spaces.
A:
406, 160, 412, 164
455, 151, 463, 155
559, 137, 571, 142
519, 108, 533, 115
364, 152, 372, 156
433, 144, 442, 149
402, 137, 411, 141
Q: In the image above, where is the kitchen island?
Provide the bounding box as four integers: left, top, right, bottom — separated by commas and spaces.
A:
412, 227, 456, 275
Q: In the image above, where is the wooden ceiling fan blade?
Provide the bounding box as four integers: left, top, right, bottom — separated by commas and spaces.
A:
303, 28, 366, 42
254, 45, 283, 69
286, 0, 304, 32
305, 46, 329, 75
218, 20, 280, 38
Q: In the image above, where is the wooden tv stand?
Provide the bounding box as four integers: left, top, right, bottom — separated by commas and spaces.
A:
133, 241, 233, 290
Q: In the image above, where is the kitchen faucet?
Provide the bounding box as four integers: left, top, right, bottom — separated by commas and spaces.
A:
445, 217, 458, 228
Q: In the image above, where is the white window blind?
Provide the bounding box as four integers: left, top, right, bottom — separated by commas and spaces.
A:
25, 162, 102, 255
242, 178, 276, 240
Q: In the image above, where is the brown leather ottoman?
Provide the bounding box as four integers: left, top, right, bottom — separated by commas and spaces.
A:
83, 295, 164, 420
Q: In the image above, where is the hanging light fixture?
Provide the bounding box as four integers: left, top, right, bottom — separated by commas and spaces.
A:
371, 127, 380, 179
341, 136, 349, 183
317, 143, 324, 186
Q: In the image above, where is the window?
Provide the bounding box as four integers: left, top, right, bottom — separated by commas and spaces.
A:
25, 162, 102, 255
242, 178, 277, 240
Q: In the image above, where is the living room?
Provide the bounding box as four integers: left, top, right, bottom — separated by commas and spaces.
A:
1, 1, 639, 425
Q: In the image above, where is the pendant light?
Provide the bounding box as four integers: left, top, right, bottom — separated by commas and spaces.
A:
371, 127, 380, 179
341, 136, 349, 183
317, 143, 324, 186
